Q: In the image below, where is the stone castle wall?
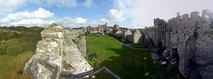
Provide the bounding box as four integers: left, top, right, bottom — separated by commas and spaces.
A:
145, 10, 213, 79
64, 28, 85, 39
83, 23, 145, 44
144, 27, 156, 47
64, 28, 87, 57
144, 18, 167, 47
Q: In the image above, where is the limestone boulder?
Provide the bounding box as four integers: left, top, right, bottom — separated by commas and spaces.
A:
61, 32, 93, 76
24, 23, 64, 79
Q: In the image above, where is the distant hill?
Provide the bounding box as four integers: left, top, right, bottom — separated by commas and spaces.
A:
0, 26, 43, 56
0, 26, 44, 79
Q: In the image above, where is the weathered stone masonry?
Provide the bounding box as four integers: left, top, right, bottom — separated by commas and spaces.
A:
84, 23, 145, 43
144, 10, 213, 79
23, 23, 93, 79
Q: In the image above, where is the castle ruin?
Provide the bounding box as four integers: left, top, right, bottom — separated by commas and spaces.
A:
144, 9, 213, 79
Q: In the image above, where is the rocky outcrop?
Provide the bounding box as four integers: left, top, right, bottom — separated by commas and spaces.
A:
24, 23, 64, 79
24, 23, 93, 79
61, 31, 92, 76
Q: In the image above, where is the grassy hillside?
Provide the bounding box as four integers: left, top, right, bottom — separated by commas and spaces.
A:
86, 34, 183, 79
0, 26, 43, 79
0, 51, 33, 79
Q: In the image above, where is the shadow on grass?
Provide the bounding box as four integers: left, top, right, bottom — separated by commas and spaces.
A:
94, 45, 183, 79
85, 34, 183, 79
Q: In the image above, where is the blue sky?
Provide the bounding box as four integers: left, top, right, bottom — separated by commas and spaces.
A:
0, 0, 213, 28
19, 0, 112, 20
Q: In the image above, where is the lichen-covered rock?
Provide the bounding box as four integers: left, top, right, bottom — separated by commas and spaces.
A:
61, 30, 93, 76
78, 36, 87, 57
24, 23, 64, 79
24, 23, 93, 79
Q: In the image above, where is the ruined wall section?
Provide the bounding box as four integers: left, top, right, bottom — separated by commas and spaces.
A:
24, 23, 64, 79
62, 31, 93, 76
78, 36, 87, 57
144, 10, 213, 79
144, 18, 167, 47
24, 24, 93, 79
167, 11, 213, 79
154, 18, 167, 47
133, 29, 142, 43
64, 28, 84, 39
144, 27, 157, 47
64, 28, 87, 57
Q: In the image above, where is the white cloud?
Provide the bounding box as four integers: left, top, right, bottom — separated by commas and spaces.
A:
112, 0, 143, 28
28, 0, 98, 8
99, 0, 126, 24
6, 8, 54, 20
103, 0, 213, 28
113, 0, 125, 11
9, 19, 54, 26
131, 0, 213, 27
58, 16, 100, 28
27, 0, 77, 8
100, 9, 126, 23
0, 8, 54, 26
0, 0, 27, 16
75, 17, 87, 24
82, 0, 94, 8
27, 0, 96, 8
58, 17, 94, 27
50, 0, 77, 8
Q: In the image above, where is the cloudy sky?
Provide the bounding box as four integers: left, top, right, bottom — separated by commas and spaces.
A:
0, 0, 213, 28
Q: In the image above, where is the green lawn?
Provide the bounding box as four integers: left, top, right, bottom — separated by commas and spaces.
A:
86, 34, 183, 79
127, 42, 147, 49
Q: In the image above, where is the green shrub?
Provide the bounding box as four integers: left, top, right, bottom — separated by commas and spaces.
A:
6, 42, 24, 56
63, 60, 69, 69
85, 31, 90, 36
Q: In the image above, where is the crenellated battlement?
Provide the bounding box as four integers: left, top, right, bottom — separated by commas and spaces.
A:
182, 14, 189, 20
169, 9, 213, 23
190, 11, 200, 19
